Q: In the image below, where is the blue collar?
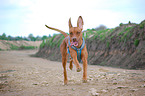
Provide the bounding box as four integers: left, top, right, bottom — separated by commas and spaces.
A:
67, 37, 85, 62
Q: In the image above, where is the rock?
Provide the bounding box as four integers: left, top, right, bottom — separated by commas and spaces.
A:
101, 89, 108, 93
72, 88, 75, 91
89, 88, 99, 96
117, 86, 128, 89
130, 89, 138, 92
141, 84, 145, 88
32, 83, 38, 85
113, 82, 118, 85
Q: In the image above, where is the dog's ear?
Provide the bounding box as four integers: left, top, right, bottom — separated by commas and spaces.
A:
69, 18, 73, 29
77, 16, 84, 30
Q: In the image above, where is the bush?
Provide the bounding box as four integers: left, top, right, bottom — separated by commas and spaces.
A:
40, 40, 46, 48
10, 44, 36, 50
119, 23, 123, 26
140, 22, 145, 29
10, 44, 19, 50
106, 41, 110, 48
134, 39, 140, 47
19, 45, 36, 50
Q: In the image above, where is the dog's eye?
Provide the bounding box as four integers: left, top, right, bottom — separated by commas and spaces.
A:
77, 32, 80, 35
70, 32, 73, 35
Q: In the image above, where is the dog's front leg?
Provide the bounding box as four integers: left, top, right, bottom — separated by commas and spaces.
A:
82, 57, 87, 83
73, 56, 82, 72
81, 47, 88, 83
70, 51, 82, 72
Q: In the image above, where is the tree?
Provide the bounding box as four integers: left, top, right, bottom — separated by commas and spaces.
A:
0, 33, 7, 40
8, 35, 14, 40
36, 36, 42, 41
95, 25, 107, 31
119, 23, 123, 26
28, 33, 36, 41
42, 35, 48, 40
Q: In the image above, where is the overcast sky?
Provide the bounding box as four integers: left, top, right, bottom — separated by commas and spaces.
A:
0, 0, 145, 37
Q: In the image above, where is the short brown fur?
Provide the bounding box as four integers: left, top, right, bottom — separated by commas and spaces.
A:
45, 16, 88, 85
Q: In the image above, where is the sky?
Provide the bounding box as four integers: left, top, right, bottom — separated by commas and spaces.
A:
0, 0, 145, 37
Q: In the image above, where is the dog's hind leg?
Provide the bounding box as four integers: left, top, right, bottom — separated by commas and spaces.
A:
62, 55, 68, 85
61, 40, 68, 85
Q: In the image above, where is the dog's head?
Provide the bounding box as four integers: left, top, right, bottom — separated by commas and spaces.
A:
69, 16, 84, 47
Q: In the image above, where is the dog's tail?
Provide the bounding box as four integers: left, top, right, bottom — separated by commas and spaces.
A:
45, 25, 68, 37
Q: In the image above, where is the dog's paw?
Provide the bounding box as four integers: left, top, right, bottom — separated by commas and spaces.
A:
82, 80, 87, 83
77, 67, 82, 72
69, 66, 73, 70
69, 64, 73, 70
64, 81, 68, 85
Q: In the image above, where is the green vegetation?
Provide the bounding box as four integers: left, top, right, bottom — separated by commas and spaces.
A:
10, 44, 36, 50
93, 28, 114, 41
49, 34, 65, 48
139, 21, 145, 29
106, 41, 110, 48
40, 40, 46, 48
134, 39, 140, 47
57, 35, 65, 47
99, 61, 107, 66
10, 44, 19, 50
118, 26, 134, 42
39, 21, 145, 49
119, 23, 123, 26
0, 33, 50, 41
19, 45, 36, 50
39, 34, 65, 48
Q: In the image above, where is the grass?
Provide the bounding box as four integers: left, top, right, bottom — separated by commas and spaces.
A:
10, 44, 19, 50
39, 22, 142, 49
139, 21, 145, 29
83, 30, 95, 39
94, 29, 110, 40
10, 44, 36, 50
39, 34, 65, 48
57, 35, 65, 47
48, 34, 58, 47
106, 41, 110, 48
118, 26, 134, 36
134, 39, 140, 47
110, 35, 114, 39
19, 45, 36, 50
118, 26, 134, 43
40, 40, 46, 48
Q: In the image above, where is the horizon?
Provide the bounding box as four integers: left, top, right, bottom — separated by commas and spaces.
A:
0, 19, 143, 38
0, 0, 145, 37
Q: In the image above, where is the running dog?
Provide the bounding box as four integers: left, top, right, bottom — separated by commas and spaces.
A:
45, 16, 88, 84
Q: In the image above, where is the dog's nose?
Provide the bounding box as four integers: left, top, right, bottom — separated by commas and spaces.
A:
72, 37, 77, 42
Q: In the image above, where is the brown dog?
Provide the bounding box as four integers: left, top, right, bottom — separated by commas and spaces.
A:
45, 16, 88, 85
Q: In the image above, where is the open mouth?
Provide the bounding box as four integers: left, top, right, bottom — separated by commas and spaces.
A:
70, 41, 78, 46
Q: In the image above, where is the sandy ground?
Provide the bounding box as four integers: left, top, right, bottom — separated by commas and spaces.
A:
0, 50, 145, 96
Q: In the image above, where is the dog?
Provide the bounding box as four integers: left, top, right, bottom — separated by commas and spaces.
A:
45, 16, 88, 85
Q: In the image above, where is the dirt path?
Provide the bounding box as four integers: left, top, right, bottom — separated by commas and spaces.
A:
0, 50, 145, 96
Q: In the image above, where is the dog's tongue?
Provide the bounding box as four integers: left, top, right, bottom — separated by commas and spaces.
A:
70, 41, 78, 46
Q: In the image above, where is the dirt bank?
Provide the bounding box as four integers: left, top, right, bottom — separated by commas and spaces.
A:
36, 20, 145, 69
0, 40, 42, 50
0, 50, 145, 96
